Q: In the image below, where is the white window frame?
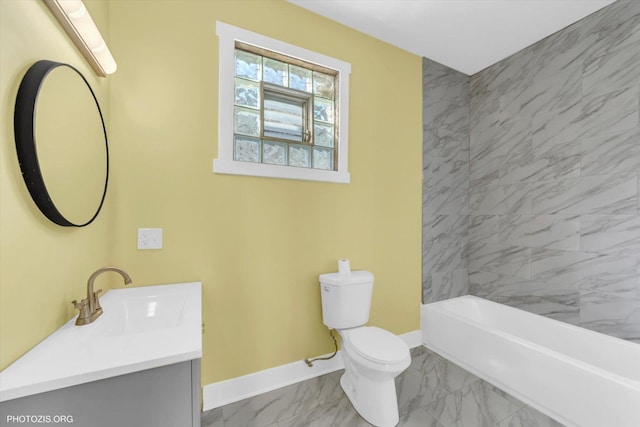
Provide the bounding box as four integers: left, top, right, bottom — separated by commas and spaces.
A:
214, 21, 351, 184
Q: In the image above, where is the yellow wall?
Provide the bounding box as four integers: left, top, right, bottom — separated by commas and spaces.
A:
1, 0, 422, 387
0, 0, 112, 370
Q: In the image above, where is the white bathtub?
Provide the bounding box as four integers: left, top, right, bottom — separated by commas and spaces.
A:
421, 295, 640, 427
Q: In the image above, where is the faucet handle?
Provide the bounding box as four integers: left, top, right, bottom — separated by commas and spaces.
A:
72, 298, 91, 320
93, 289, 103, 311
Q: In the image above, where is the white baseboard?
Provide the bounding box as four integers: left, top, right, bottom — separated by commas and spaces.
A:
202, 329, 422, 411
401, 329, 423, 348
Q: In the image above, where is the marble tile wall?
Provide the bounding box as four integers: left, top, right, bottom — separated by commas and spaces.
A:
202, 347, 563, 427
468, 0, 640, 341
423, 0, 640, 341
422, 58, 471, 304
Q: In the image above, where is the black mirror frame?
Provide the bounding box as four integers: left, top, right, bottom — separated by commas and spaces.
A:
14, 60, 109, 227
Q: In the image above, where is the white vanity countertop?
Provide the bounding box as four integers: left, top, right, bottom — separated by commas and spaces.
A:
0, 281, 202, 402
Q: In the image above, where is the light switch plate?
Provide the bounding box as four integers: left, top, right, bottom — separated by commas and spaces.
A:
138, 228, 162, 249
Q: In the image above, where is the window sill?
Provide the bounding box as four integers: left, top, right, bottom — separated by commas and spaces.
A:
213, 159, 350, 184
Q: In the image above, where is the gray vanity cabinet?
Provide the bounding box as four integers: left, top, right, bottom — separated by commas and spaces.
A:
0, 360, 201, 427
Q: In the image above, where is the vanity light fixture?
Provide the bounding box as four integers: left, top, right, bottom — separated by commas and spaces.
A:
43, 0, 116, 77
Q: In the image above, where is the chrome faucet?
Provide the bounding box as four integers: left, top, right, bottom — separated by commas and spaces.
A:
72, 267, 132, 325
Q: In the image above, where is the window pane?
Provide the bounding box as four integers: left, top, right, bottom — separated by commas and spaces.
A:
263, 140, 287, 165
234, 135, 261, 163
288, 144, 311, 168
234, 78, 260, 109
313, 146, 334, 170
314, 97, 334, 123
263, 96, 304, 142
314, 123, 334, 147
263, 58, 288, 86
235, 50, 262, 81
313, 71, 334, 99
289, 65, 312, 92
234, 106, 260, 137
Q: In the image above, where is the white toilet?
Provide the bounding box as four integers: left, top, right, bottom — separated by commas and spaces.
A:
319, 265, 411, 427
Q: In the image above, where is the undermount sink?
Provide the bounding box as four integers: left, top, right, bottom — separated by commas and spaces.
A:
109, 293, 187, 336
0, 282, 201, 402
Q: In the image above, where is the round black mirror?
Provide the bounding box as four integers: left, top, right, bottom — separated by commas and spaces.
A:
14, 60, 109, 227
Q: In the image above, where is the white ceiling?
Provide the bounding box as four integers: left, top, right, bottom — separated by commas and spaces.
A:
288, 0, 617, 75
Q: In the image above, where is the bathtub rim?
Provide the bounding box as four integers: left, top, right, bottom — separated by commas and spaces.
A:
423, 295, 640, 389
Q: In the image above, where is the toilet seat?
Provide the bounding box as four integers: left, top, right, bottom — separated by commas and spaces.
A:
347, 327, 409, 364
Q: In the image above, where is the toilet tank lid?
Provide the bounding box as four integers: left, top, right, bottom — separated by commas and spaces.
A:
319, 270, 373, 286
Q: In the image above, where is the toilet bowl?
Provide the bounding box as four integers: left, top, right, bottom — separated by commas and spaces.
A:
319, 264, 411, 427
338, 327, 411, 427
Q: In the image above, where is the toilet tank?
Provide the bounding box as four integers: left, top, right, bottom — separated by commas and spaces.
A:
319, 271, 373, 329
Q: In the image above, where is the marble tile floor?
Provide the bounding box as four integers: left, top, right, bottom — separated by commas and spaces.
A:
202, 347, 564, 427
